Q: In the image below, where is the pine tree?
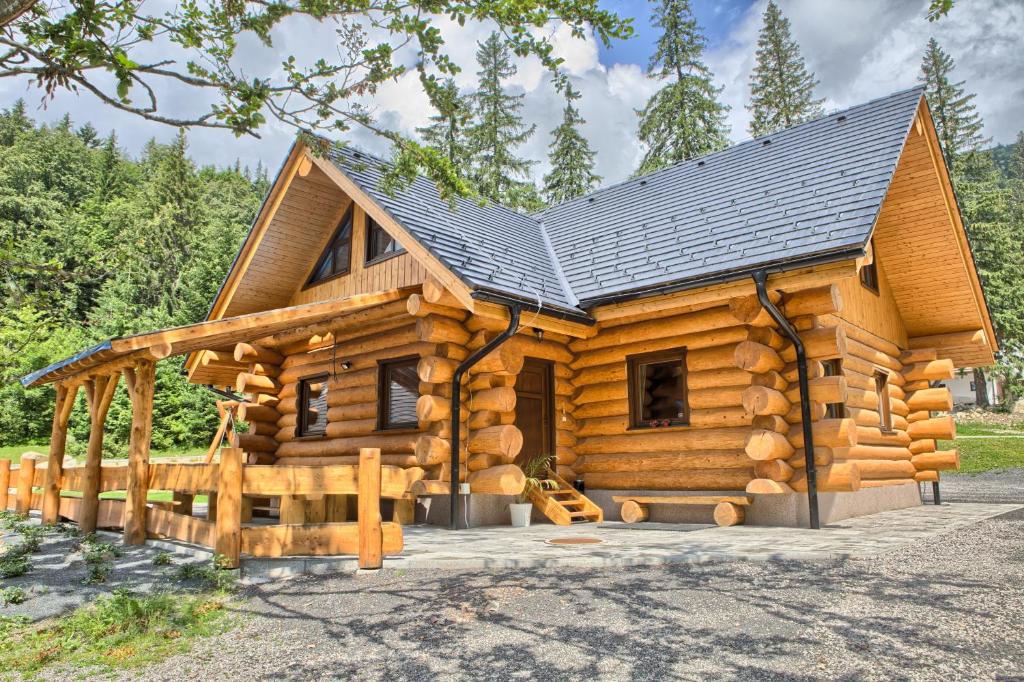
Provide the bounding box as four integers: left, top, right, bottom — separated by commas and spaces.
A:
466, 32, 539, 210
0, 99, 31, 146
919, 38, 987, 170
542, 85, 601, 205
418, 78, 473, 173
746, 0, 824, 137
635, 0, 729, 176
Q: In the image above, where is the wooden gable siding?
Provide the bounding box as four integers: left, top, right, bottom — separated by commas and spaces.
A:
835, 245, 908, 349
290, 204, 427, 306
869, 105, 994, 366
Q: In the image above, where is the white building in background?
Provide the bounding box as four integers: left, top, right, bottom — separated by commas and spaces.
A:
937, 368, 1003, 407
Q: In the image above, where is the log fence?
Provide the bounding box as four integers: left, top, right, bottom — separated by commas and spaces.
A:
2, 447, 404, 569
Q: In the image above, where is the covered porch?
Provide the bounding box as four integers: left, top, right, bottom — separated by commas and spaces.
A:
9, 290, 435, 569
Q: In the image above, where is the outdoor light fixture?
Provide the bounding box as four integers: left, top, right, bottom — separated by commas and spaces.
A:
533, 327, 544, 340
340, 360, 351, 370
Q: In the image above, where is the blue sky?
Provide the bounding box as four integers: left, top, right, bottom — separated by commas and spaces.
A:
596, 0, 754, 67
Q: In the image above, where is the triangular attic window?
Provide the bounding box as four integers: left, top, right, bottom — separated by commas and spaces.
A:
307, 207, 353, 286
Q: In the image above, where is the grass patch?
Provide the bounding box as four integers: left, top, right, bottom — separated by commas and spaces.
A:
955, 422, 1024, 437
0, 589, 232, 676
944, 437, 1024, 473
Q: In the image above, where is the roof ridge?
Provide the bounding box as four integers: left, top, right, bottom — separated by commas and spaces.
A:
535, 84, 925, 216
537, 219, 579, 308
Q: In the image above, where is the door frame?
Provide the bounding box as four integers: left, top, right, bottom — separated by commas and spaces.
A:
515, 357, 555, 469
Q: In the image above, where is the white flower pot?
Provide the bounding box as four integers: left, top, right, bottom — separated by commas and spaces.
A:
509, 503, 533, 528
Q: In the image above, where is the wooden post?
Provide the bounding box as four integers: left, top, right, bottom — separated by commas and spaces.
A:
215, 447, 243, 569
123, 360, 155, 545
392, 498, 416, 525
206, 492, 218, 522
15, 454, 35, 515
80, 375, 119, 534
41, 382, 79, 524
357, 447, 383, 570
0, 459, 10, 511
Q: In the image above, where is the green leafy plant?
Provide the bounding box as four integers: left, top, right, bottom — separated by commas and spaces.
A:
152, 551, 173, 567
0, 553, 31, 579
174, 555, 236, 593
516, 452, 558, 504
0, 587, 27, 606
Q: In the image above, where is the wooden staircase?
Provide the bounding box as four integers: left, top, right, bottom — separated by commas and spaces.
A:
527, 469, 603, 525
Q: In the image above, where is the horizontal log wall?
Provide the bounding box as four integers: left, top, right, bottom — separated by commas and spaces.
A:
571, 303, 761, 491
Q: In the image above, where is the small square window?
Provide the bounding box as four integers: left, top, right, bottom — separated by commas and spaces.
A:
627, 348, 688, 428
378, 357, 419, 430
860, 239, 880, 294
365, 217, 404, 264
875, 371, 893, 432
822, 359, 845, 418
297, 375, 328, 437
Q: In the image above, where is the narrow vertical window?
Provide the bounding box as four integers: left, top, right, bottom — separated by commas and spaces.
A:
860, 238, 879, 293
365, 217, 404, 264
823, 359, 845, 419
307, 208, 353, 286
378, 357, 419, 430
298, 375, 328, 437
626, 348, 688, 428
875, 371, 893, 432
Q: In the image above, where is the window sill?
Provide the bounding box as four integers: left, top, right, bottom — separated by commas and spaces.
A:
302, 269, 351, 291
373, 426, 420, 435
625, 423, 691, 433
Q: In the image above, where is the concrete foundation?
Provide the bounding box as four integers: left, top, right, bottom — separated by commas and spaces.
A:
419, 493, 540, 528
587, 484, 923, 528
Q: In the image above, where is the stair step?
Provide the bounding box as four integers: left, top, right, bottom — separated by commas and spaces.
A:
568, 511, 598, 518
558, 499, 586, 507
543, 489, 577, 497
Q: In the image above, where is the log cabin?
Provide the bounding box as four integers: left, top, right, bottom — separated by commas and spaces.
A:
18, 85, 995, 534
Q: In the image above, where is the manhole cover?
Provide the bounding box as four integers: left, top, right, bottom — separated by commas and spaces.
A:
546, 537, 603, 546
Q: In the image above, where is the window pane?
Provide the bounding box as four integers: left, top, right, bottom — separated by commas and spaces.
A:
367, 219, 404, 262
300, 377, 328, 436
308, 210, 352, 284
384, 360, 418, 428
641, 359, 685, 422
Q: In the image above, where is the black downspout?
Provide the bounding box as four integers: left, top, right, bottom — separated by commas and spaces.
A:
752, 271, 820, 530
205, 385, 244, 402
449, 304, 522, 530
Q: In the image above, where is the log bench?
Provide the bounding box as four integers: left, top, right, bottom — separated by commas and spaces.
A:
612, 495, 752, 527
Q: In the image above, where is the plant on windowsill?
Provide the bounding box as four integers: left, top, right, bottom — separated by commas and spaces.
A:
510, 452, 557, 528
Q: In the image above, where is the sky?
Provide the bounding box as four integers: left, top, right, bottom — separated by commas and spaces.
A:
1, 0, 1021, 188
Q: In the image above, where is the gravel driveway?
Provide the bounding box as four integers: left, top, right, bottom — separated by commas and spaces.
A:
935, 468, 1024, 504
123, 508, 1024, 681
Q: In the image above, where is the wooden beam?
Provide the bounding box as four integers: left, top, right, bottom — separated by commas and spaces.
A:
42, 382, 79, 524
123, 360, 155, 545
80, 374, 119, 534
908, 329, 986, 350
357, 447, 384, 569
590, 260, 858, 323
215, 447, 243, 568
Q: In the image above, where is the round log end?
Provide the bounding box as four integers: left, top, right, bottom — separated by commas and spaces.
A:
713, 501, 745, 526
620, 500, 649, 523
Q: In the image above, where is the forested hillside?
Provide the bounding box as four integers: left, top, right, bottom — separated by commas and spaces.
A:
0, 101, 266, 453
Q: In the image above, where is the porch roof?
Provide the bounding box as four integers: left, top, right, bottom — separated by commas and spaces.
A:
20, 289, 411, 388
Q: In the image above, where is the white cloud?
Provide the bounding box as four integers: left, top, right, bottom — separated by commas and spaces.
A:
1, 0, 1019, 189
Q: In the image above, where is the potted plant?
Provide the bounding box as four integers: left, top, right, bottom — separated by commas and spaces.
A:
510, 452, 556, 528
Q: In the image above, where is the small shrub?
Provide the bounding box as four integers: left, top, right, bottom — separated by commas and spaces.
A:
0, 510, 25, 530
152, 551, 173, 567
0, 552, 31, 579
1, 587, 27, 606
79, 536, 121, 565
174, 555, 236, 593
84, 564, 109, 585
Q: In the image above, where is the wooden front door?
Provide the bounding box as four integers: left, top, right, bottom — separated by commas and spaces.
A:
515, 358, 554, 468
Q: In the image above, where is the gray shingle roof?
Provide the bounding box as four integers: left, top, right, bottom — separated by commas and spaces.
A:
330, 86, 924, 315
329, 147, 580, 314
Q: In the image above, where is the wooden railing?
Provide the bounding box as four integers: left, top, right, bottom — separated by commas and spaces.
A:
0, 447, 406, 569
